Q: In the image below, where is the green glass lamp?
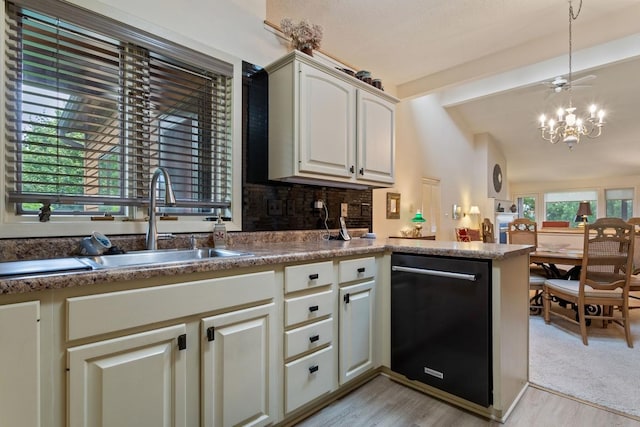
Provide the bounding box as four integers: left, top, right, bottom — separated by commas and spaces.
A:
411, 210, 426, 237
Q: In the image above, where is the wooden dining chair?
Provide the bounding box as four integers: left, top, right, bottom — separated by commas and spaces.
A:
626, 217, 640, 309
507, 218, 546, 313
543, 217, 635, 348
482, 218, 495, 243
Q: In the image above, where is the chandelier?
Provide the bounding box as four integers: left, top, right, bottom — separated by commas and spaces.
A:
538, 0, 605, 149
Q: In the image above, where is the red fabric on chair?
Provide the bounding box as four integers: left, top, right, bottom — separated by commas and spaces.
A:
455, 228, 471, 242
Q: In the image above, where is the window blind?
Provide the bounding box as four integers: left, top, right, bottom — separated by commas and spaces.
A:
4, 1, 233, 216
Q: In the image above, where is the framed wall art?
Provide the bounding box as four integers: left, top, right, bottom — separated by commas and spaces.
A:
386, 192, 401, 219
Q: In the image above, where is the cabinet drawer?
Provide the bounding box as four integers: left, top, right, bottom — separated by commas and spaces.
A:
285, 289, 333, 327
285, 261, 333, 293
284, 345, 334, 414
285, 317, 333, 359
339, 257, 376, 283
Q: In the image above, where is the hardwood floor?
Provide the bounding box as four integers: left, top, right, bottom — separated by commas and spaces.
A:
294, 375, 640, 426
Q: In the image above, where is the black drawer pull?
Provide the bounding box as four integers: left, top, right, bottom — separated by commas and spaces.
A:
309, 305, 319, 312
357, 267, 365, 273
309, 365, 319, 374
309, 273, 319, 280
309, 334, 320, 343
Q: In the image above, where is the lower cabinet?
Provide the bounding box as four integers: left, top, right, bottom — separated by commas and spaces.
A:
201, 303, 276, 427
338, 280, 375, 385
67, 324, 188, 427
65, 270, 277, 427
282, 261, 336, 415
338, 257, 377, 385
0, 301, 40, 427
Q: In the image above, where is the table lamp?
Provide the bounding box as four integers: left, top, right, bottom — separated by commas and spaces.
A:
574, 201, 592, 227
411, 210, 426, 237
469, 205, 481, 230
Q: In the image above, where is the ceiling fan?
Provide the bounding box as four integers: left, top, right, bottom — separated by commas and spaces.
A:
541, 74, 596, 93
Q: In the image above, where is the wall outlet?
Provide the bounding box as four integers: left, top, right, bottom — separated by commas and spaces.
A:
341, 203, 348, 217
314, 200, 324, 209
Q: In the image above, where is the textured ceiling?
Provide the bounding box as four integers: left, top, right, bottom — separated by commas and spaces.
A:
266, 0, 640, 184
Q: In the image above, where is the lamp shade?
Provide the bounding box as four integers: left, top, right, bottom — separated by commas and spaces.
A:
469, 205, 480, 215
576, 201, 592, 217
411, 211, 426, 223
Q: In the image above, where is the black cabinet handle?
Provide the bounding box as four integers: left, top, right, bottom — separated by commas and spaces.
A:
359, 168, 364, 175
309, 273, 319, 280
344, 293, 350, 304
309, 334, 320, 343
357, 267, 365, 273
309, 365, 319, 374
206, 326, 215, 342
177, 334, 187, 350
309, 305, 319, 312
349, 165, 355, 174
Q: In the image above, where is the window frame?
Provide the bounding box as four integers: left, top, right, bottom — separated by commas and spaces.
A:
0, 0, 243, 238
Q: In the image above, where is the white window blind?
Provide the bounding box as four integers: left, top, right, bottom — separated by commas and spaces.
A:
4, 0, 233, 217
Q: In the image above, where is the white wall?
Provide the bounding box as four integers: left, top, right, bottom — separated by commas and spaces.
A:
373, 94, 486, 240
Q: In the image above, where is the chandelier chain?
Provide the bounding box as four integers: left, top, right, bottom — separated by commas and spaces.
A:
568, 0, 582, 103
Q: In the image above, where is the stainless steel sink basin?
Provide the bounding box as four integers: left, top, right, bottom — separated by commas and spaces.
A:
85, 248, 253, 269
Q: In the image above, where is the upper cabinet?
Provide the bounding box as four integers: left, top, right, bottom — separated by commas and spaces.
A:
265, 51, 398, 188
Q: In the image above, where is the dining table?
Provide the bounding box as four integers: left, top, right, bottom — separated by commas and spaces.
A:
530, 248, 583, 279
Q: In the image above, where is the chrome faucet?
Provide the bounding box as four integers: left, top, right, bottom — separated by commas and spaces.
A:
146, 167, 177, 250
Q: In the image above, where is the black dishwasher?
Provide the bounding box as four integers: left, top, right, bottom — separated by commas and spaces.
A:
391, 253, 492, 407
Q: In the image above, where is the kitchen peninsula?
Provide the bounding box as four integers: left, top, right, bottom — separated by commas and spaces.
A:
0, 234, 533, 426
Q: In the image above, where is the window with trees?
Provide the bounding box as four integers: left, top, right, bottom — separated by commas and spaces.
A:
4, 0, 233, 218
516, 195, 536, 221
605, 188, 633, 220
544, 191, 596, 226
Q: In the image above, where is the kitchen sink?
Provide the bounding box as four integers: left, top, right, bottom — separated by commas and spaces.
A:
85, 247, 253, 269
0, 248, 253, 278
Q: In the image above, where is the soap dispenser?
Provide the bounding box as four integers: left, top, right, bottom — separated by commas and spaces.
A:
213, 217, 227, 248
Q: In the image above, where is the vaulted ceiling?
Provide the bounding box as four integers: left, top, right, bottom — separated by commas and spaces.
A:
266, 0, 640, 184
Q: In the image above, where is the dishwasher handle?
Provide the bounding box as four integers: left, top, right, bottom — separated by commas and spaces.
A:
391, 265, 478, 282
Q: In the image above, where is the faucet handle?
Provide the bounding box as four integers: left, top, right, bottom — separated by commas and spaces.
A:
190, 234, 197, 250
157, 233, 176, 241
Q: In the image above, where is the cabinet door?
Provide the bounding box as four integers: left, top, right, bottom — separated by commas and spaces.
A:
67, 324, 187, 427
202, 303, 276, 427
357, 90, 395, 184
339, 280, 375, 385
0, 301, 40, 427
299, 62, 355, 178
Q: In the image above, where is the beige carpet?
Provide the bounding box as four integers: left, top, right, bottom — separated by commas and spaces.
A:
529, 305, 640, 419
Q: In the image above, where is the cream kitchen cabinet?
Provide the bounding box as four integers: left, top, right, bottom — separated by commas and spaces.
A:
266, 50, 397, 188
67, 324, 188, 427
338, 257, 376, 385
65, 270, 277, 427
282, 261, 336, 414
0, 300, 40, 427
201, 302, 276, 427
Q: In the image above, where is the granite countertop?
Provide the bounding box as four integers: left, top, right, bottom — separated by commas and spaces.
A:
0, 237, 534, 295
